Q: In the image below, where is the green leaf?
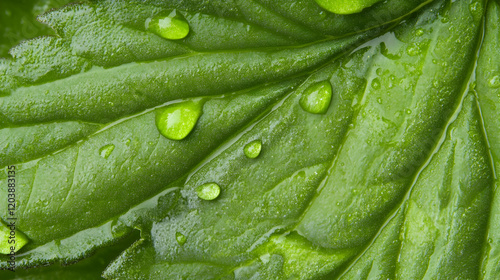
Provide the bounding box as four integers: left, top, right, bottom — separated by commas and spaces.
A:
0, 0, 498, 279
314, 0, 383, 15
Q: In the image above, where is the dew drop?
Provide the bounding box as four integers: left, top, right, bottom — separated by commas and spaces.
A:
176, 232, 187, 245
377, 97, 383, 104
146, 10, 190, 40
244, 140, 262, 159
488, 75, 500, 88
414, 28, 425, 36
406, 45, 421, 56
299, 81, 333, 114
371, 78, 381, 90
196, 182, 221, 201
0, 222, 29, 254
469, 2, 483, 22
99, 144, 115, 159
406, 109, 412, 115
155, 100, 203, 141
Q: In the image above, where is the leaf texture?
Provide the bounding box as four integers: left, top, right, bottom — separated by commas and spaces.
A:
0, 0, 499, 279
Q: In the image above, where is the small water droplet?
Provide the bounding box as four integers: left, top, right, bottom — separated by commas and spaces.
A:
155, 100, 203, 140
469, 2, 482, 21
146, 10, 190, 40
488, 76, 500, 88
125, 139, 131, 146
371, 78, 381, 90
406, 109, 412, 115
196, 183, 221, 200
99, 144, 115, 159
176, 232, 187, 245
377, 97, 383, 104
299, 81, 333, 114
244, 140, 262, 159
319, 11, 327, 19
406, 45, 421, 56
414, 28, 425, 36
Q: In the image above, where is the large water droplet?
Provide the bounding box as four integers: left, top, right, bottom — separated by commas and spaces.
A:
299, 81, 333, 114
196, 182, 221, 200
0, 221, 29, 254
488, 76, 500, 88
146, 10, 190, 40
155, 100, 203, 141
244, 140, 262, 159
99, 144, 115, 159
176, 232, 187, 245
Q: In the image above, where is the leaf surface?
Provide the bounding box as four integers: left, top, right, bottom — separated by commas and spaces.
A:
1, 0, 498, 279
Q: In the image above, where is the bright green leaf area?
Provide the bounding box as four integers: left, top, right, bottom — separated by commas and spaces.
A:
314, 0, 383, 14
0, 0, 499, 279
0, 221, 29, 254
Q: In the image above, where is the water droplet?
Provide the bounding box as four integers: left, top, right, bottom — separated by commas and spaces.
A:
488, 76, 500, 88
406, 45, 421, 56
0, 222, 29, 254
377, 97, 383, 104
146, 10, 190, 40
406, 109, 412, 115
371, 78, 381, 90
99, 144, 115, 159
176, 232, 187, 245
469, 2, 482, 21
299, 81, 333, 114
244, 140, 262, 159
415, 28, 425, 36
196, 182, 221, 201
155, 100, 203, 140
